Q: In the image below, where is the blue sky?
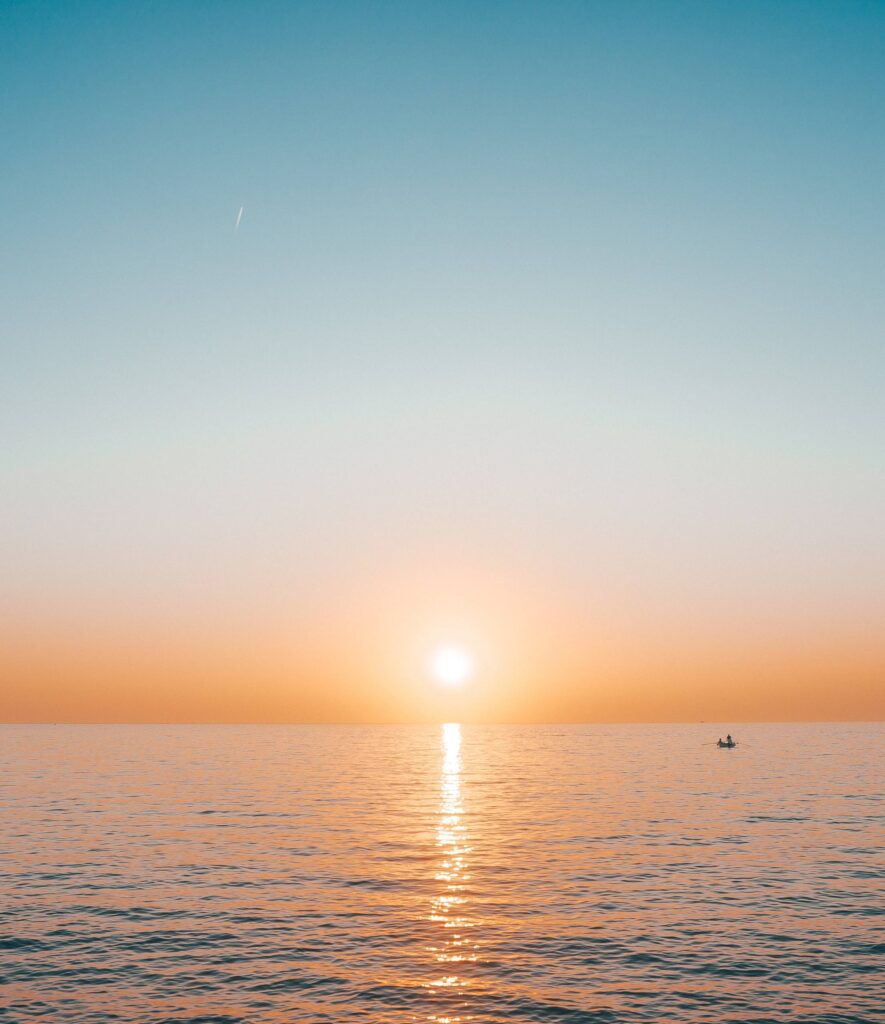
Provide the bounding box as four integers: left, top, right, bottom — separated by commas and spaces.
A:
1, 1, 883, 718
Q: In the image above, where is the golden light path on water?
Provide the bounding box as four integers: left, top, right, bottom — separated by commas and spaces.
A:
2, 724, 882, 1022
425, 722, 476, 1021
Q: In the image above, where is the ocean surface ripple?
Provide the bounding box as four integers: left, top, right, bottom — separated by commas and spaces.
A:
0, 723, 882, 1023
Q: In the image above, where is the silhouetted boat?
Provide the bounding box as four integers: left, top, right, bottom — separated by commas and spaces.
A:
717, 739, 737, 748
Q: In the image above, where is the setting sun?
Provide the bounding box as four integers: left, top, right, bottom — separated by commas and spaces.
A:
430, 646, 474, 687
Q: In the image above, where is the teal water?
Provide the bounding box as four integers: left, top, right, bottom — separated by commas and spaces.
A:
0, 723, 881, 1022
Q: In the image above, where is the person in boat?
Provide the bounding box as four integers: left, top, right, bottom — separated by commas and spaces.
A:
726, 733, 733, 745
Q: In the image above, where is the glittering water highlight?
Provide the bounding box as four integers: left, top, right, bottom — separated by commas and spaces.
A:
0, 723, 881, 1022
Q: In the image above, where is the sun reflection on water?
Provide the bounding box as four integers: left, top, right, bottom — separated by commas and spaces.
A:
424, 722, 476, 1021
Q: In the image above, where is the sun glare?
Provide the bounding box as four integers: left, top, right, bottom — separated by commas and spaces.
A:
431, 646, 474, 687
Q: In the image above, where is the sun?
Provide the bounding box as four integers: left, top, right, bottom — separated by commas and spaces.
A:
430, 646, 474, 687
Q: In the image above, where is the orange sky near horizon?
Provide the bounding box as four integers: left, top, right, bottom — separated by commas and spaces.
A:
3, 556, 882, 724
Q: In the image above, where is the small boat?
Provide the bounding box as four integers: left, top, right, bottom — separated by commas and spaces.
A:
717, 739, 736, 748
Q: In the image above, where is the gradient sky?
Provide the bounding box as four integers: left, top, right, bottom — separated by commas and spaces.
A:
2, 1, 883, 722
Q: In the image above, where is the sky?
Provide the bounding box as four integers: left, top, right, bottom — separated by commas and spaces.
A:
2, 0, 883, 723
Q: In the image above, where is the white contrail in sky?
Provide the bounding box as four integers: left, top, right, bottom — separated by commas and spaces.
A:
235, 205, 244, 231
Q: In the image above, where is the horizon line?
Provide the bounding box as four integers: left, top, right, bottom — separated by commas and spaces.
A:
2, 718, 882, 727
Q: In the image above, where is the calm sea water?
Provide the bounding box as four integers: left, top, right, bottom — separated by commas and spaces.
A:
0, 723, 881, 1023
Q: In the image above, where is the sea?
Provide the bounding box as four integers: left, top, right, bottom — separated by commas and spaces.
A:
0, 723, 881, 1023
